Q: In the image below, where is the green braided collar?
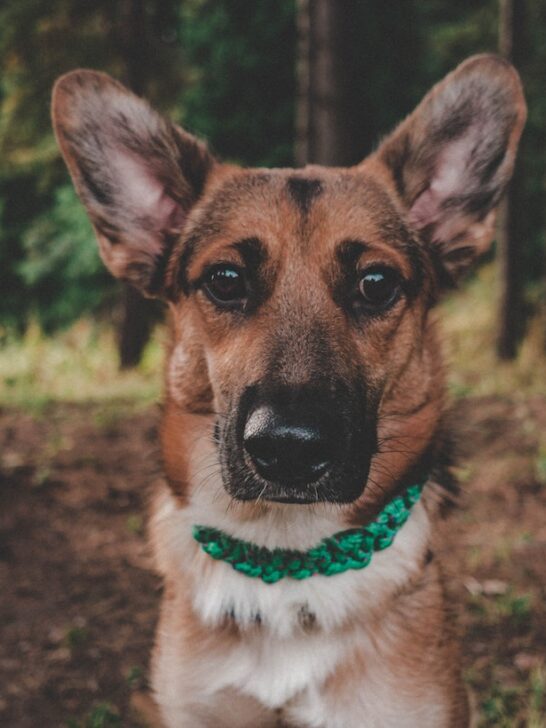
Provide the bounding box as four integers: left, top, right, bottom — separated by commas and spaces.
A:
192, 482, 425, 584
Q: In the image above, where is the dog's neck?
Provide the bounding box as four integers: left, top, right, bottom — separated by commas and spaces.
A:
152, 476, 435, 638
192, 481, 425, 583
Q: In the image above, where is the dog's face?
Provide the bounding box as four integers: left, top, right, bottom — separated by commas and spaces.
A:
52, 56, 525, 514
170, 168, 434, 505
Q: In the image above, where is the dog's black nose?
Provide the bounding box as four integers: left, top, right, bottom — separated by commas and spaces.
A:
243, 405, 333, 484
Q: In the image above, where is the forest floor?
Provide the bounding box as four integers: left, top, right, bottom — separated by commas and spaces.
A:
1, 393, 545, 728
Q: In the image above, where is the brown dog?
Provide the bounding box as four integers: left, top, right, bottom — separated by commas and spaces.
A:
52, 55, 525, 727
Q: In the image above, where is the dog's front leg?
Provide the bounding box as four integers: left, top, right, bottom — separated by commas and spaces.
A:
154, 689, 281, 728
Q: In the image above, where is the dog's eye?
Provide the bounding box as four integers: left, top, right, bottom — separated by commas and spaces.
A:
203, 265, 247, 307
358, 267, 400, 308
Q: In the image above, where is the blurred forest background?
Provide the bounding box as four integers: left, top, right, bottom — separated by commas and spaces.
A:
0, 0, 545, 367
1, 1, 546, 727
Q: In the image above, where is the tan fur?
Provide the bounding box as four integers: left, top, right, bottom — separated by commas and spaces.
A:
52, 55, 526, 727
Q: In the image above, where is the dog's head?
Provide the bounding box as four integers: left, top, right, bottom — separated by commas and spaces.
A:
52, 56, 525, 515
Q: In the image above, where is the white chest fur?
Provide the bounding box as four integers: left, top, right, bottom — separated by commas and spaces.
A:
152, 484, 431, 712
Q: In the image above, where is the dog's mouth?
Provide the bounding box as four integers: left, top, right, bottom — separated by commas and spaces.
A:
217, 382, 376, 505
220, 448, 373, 505
252, 489, 319, 505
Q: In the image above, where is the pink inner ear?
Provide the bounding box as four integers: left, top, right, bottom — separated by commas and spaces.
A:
111, 149, 184, 249
407, 187, 440, 230
408, 130, 480, 241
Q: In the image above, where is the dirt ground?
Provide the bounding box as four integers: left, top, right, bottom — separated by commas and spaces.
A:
1, 395, 545, 727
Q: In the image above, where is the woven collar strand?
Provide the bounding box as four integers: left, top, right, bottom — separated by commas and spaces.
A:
192, 483, 424, 584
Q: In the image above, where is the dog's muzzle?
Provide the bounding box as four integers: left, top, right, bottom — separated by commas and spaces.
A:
219, 382, 375, 504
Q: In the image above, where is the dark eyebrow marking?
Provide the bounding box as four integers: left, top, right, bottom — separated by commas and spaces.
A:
176, 232, 202, 295
148, 231, 180, 296
172, 173, 274, 295
233, 237, 267, 272
336, 239, 370, 266
286, 177, 323, 215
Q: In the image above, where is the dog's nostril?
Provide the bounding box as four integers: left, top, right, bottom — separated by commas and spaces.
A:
247, 438, 278, 470
243, 407, 334, 484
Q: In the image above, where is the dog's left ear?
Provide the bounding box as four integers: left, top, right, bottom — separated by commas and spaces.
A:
373, 54, 526, 282
52, 70, 215, 297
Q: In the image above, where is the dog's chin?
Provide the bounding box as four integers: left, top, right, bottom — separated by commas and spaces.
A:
229, 488, 328, 505
222, 469, 368, 505
258, 486, 320, 505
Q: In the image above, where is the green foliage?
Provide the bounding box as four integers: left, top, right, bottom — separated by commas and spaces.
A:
18, 185, 114, 331
179, 0, 296, 166
0, 0, 184, 331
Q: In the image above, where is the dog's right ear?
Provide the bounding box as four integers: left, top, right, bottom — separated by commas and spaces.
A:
52, 70, 215, 297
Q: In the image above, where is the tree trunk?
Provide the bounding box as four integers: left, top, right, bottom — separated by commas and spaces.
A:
496, 0, 526, 360
117, 0, 154, 369
118, 285, 154, 369
295, 0, 358, 166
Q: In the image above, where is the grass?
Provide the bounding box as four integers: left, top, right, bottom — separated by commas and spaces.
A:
0, 318, 162, 411
468, 588, 534, 628
472, 666, 546, 727
67, 703, 121, 728
440, 263, 546, 398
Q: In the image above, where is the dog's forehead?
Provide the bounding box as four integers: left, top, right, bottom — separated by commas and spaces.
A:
190, 166, 412, 254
